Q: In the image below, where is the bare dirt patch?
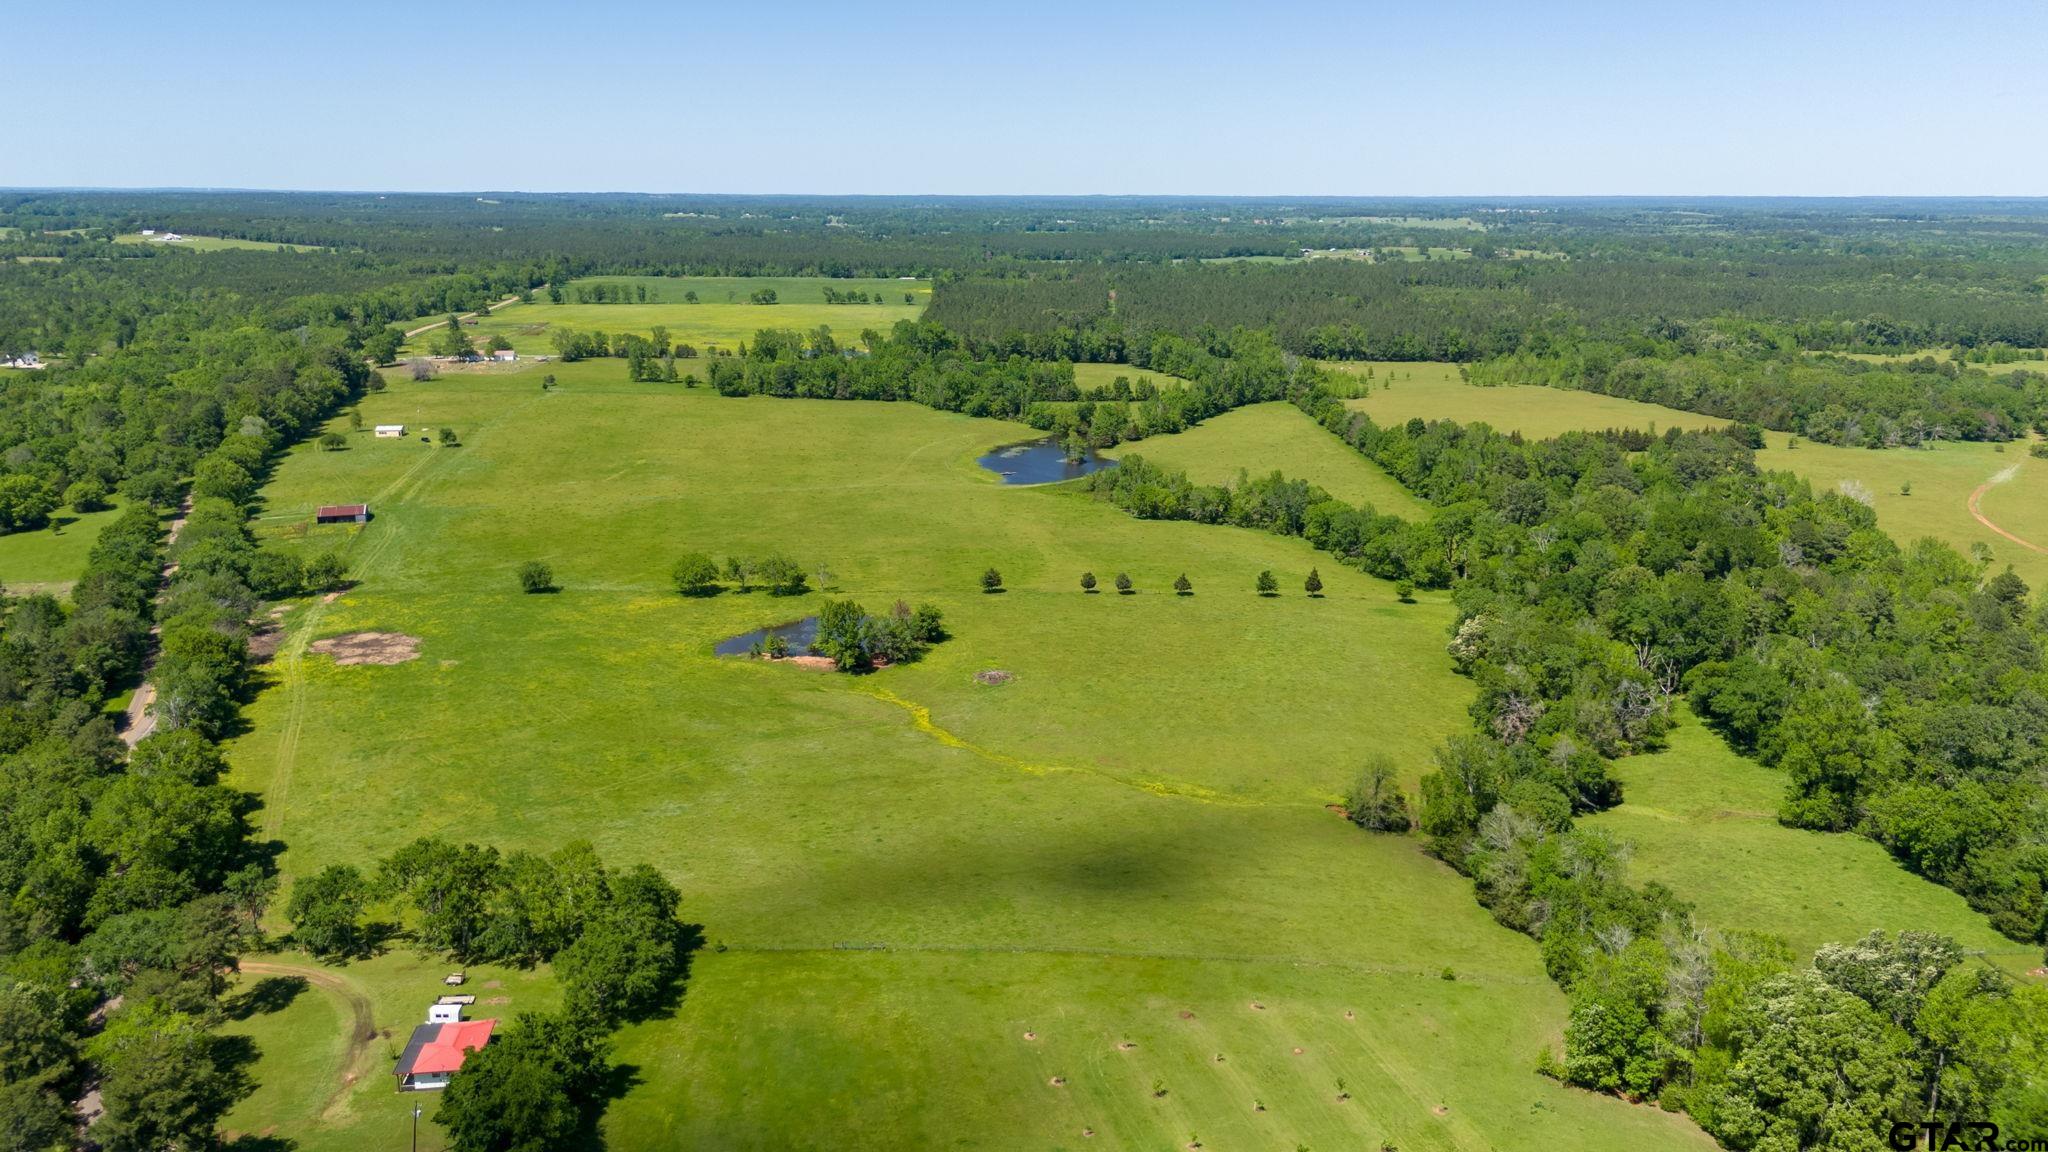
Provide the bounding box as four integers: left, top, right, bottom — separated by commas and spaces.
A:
974, 669, 1014, 686
248, 627, 284, 663
309, 632, 420, 666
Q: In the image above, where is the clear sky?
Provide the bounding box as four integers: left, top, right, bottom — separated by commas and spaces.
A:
8, 0, 2044, 195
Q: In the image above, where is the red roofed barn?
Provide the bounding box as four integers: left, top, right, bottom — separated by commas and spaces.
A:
315, 503, 368, 525
394, 1017, 496, 1090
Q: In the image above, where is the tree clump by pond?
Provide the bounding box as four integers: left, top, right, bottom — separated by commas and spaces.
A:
814, 598, 947, 671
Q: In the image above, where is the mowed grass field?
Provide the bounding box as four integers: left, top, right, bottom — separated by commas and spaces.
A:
223, 357, 1709, 1151
402, 275, 929, 358
1755, 437, 2048, 590
1126, 402, 1430, 518
1584, 710, 2036, 971
113, 233, 325, 252
0, 500, 136, 595
1331, 362, 1725, 438
1330, 364, 2048, 589
1071, 362, 1189, 392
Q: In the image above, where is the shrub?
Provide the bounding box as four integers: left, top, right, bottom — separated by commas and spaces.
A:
1255, 570, 1278, 596
1114, 572, 1133, 594
1345, 755, 1413, 832
981, 567, 1003, 593
1173, 573, 1192, 595
517, 561, 555, 594
1395, 578, 1416, 602
1304, 568, 1323, 596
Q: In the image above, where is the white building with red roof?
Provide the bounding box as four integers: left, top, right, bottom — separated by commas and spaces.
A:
393, 1015, 497, 1091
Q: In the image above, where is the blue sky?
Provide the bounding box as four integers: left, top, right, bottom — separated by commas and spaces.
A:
7, 0, 2044, 195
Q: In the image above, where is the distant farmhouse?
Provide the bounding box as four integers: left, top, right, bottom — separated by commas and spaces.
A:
315, 503, 368, 525
1, 352, 42, 369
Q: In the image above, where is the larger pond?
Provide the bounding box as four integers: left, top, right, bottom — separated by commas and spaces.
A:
714, 616, 819, 657
977, 438, 1116, 485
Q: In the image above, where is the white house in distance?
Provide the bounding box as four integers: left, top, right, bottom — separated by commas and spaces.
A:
1, 352, 42, 370
491, 348, 516, 362
374, 424, 405, 438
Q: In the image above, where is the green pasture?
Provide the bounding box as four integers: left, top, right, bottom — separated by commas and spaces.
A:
1071, 362, 1189, 392
223, 357, 1710, 1151
0, 500, 134, 595
1755, 437, 2048, 591
402, 275, 929, 357
1125, 401, 1429, 518
1332, 362, 1725, 438
1326, 364, 2048, 589
113, 233, 325, 252
1585, 710, 2035, 971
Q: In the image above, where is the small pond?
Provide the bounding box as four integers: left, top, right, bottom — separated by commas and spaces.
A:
976, 438, 1116, 485
714, 616, 819, 657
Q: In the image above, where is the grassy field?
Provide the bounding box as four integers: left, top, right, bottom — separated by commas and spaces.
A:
113, 233, 325, 252
1328, 365, 2048, 589
1071, 362, 1189, 392
1123, 402, 1430, 518
402, 275, 929, 358
0, 500, 134, 595
223, 357, 1709, 1151
1754, 437, 2048, 590
1332, 362, 1725, 438
1584, 710, 2036, 971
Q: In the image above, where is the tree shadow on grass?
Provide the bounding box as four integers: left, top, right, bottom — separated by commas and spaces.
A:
225, 975, 307, 1021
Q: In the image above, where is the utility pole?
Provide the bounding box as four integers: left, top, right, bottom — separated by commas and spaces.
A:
412, 1105, 422, 1152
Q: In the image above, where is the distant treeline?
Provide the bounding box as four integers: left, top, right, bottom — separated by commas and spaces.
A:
927, 257, 2048, 360
1470, 332, 2048, 446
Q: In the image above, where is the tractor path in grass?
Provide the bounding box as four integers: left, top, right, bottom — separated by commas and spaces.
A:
239, 960, 379, 1118
1968, 464, 2048, 555
401, 294, 524, 339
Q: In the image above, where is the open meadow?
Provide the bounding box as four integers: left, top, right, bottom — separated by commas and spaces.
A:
402, 275, 929, 358
1334, 364, 2048, 589
1123, 401, 1429, 518
222, 357, 1712, 1151
1583, 710, 2036, 971
113, 232, 326, 252
0, 499, 134, 595
1332, 362, 1725, 438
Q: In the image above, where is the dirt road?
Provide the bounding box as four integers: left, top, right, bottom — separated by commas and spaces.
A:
238, 960, 380, 1117
120, 496, 191, 748
1967, 465, 2047, 556
401, 294, 524, 339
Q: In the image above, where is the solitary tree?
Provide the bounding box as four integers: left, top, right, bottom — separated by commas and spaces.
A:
1173, 573, 1192, 596
981, 567, 1004, 594
1305, 568, 1323, 597
438, 427, 459, 446
1256, 570, 1279, 596
1080, 572, 1097, 593
518, 561, 555, 594
1114, 572, 1133, 594
671, 553, 720, 596
1395, 578, 1415, 603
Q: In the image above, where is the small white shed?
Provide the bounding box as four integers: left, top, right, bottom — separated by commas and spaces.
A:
375, 424, 405, 438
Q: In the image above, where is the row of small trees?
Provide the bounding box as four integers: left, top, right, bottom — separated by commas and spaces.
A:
673, 552, 820, 597
980, 566, 1412, 599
